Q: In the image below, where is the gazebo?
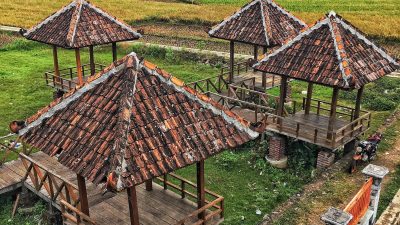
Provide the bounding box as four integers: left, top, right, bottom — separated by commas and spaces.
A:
208, 0, 307, 89
14, 53, 259, 225
253, 12, 399, 151
21, 0, 141, 92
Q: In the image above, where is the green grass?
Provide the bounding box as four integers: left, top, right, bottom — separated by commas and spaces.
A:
0, 195, 46, 225
0, 0, 399, 39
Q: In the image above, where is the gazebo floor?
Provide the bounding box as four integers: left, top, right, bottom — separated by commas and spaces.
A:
4, 152, 222, 225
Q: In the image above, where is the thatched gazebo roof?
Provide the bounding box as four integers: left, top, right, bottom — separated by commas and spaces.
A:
253, 12, 399, 89
22, 0, 141, 49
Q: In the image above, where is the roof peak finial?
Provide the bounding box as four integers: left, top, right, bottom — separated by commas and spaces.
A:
328, 10, 337, 17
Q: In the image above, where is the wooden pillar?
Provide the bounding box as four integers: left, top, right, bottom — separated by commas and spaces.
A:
89, 45, 95, 76
52, 46, 60, 79
253, 45, 258, 60
145, 180, 153, 191
305, 83, 314, 115
229, 41, 234, 83
344, 86, 364, 153
327, 87, 339, 140
77, 174, 89, 216
278, 76, 288, 117
112, 42, 117, 62
75, 48, 84, 86
127, 186, 140, 225
262, 46, 268, 88
197, 160, 205, 221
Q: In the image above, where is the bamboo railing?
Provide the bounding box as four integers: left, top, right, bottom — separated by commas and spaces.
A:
156, 173, 224, 225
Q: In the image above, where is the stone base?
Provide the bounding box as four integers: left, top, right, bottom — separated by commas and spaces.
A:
266, 156, 288, 169
317, 151, 335, 169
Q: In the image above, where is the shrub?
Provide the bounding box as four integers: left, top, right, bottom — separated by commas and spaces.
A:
365, 96, 397, 111
214, 151, 241, 169
0, 39, 43, 51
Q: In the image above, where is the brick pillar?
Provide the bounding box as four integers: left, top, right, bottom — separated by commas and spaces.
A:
362, 164, 389, 223
317, 150, 335, 169
268, 135, 286, 161
321, 207, 353, 225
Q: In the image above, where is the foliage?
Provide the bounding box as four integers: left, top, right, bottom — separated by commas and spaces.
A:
286, 140, 318, 182
0, 196, 46, 225
0, 39, 43, 52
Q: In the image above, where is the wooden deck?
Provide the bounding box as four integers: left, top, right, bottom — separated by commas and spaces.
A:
0, 152, 223, 225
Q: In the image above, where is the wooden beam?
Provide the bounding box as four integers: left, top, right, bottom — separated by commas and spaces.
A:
127, 186, 140, 225
145, 180, 153, 191
75, 48, 84, 86
262, 47, 268, 88
353, 86, 364, 120
305, 83, 314, 115
77, 174, 89, 216
112, 42, 117, 62
327, 87, 339, 140
52, 46, 60, 79
197, 160, 205, 221
229, 41, 234, 83
89, 45, 95, 76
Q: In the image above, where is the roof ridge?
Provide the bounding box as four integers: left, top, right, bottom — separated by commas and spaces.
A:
260, 0, 270, 45
67, 0, 84, 47
254, 17, 330, 67
208, 0, 261, 36
83, 0, 142, 38
24, 1, 76, 36
327, 13, 353, 88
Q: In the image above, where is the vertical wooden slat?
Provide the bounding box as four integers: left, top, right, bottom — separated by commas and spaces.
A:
197, 160, 205, 222
75, 48, 84, 86
77, 174, 89, 216
89, 45, 95, 76
127, 186, 140, 225
229, 41, 234, 83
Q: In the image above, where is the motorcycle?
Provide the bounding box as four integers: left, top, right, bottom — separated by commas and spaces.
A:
349, 132, 382, 174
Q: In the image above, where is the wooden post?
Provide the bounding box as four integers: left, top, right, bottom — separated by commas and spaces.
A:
77, 174, 89, 216
305, 83, 314, 115
344, 86, 364, 153
112, 42, 117, 62
229, 41, 234, 83
262, 46, 267, 88
52, 46, 60, 82
75, 48, 84, 86
197, 160, 205, 222
145, 180, 153, 191
278, 76, 288, 117
127, 186, 140, 225
327, 87, 339, 140
253, 45, 258, 60
89, 45, 95, 76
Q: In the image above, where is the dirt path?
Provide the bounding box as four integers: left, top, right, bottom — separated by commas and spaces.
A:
261, 110, 400, 225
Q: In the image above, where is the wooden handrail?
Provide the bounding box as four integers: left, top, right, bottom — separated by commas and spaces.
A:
60, 199, 96, 225
176, 197, 224, 225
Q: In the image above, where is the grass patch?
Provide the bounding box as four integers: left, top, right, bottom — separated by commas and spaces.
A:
0, 195, 46, 225
0, 0, 399, 39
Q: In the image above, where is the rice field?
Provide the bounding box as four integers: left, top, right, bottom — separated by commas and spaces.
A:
0, 0, 399, 38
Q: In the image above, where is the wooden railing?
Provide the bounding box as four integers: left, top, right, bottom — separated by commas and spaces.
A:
344, 178, 373, 225
302, 98, 369, 122
187, 74, 229, 94
334, 112, 371, 145
220, 61, 249, 77
19, 153, 94, 224
156, 173, 224, 225
60, 200, 96, 225
44, 63, 105, 90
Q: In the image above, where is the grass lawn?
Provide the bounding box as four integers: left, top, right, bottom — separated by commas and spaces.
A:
0, 38, 397, 225
0, 0, 399, 39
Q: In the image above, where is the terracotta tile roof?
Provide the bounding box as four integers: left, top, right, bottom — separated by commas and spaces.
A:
22, 0, 141, 49
253, 12, 400, 89
208, 0, 307, 46
18, 52, 259, 189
